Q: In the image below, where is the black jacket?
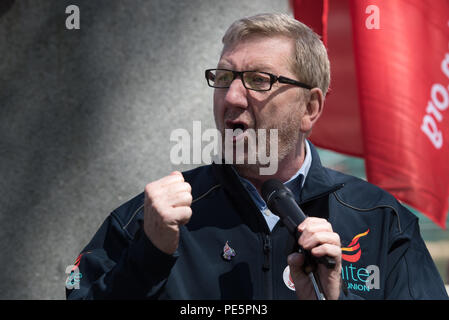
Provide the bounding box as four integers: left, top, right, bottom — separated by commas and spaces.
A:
66, 143, 448, 299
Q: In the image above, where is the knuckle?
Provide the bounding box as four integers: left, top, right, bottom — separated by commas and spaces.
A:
144, 183, 153, 195
334, 233, 341, 246
297, 234, 304, 246
173, 172, 184, 182
145, 182, 159, 198
179, 207, 193, 224
307, 233, 318, 245
183, 192, 193, 203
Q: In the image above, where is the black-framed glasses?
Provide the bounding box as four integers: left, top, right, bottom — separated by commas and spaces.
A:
205, 68, 313, 92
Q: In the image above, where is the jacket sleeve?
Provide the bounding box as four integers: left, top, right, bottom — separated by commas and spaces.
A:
339, 206, 448, 300
66, 211, 178, 299
383, 213, 448, 299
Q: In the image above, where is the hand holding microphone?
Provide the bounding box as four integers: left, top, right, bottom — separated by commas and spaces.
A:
261, 179, 342, 300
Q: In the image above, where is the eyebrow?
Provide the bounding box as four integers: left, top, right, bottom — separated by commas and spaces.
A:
216, 63, 278, 73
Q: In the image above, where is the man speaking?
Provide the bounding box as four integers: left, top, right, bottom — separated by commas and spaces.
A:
66, 13, 448, 300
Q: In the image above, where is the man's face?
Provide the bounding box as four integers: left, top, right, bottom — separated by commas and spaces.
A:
213, 35, 308, 172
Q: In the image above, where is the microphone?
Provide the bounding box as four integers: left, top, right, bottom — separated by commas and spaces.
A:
261, 179, 336, 271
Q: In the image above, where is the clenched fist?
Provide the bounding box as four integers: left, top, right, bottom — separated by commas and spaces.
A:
143, 171, 192, 255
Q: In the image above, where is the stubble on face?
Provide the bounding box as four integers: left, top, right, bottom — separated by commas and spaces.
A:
213, 35, 309, 181
233, 94, 307, 180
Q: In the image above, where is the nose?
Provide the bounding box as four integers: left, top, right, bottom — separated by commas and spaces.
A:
223, 76, 249, 109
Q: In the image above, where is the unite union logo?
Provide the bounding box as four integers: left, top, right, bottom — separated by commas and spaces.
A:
340, 229, 380, 292
341, 229, 370, 262
65, 251, 91, 290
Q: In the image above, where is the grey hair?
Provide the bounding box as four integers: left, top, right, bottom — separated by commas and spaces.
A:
222, 13, 330, 96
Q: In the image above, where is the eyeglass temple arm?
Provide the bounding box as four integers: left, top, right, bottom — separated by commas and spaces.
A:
277, 76, 312, 90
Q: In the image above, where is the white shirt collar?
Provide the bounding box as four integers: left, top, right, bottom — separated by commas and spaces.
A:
284, 139, 312, 189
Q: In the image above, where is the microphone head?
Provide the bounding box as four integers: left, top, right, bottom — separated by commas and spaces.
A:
261, 179, 290, 204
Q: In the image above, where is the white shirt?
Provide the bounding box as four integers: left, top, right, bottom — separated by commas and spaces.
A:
238, 140, 312, 231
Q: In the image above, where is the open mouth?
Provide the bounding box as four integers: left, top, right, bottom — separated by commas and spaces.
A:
226, 120, 248, 132
232, 123, 246, 131
232, 123, 250, 144
225, 121, 249, 142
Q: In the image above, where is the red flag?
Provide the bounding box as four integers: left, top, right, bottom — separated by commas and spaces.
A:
291, 0, 363, 157
291, 0, 449, 228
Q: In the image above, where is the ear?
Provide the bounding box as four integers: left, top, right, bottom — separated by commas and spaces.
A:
300, 88, 324, 134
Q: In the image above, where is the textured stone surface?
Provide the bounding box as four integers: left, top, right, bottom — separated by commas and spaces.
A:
0, 0, 290, 299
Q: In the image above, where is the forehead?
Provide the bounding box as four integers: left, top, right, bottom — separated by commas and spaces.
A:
218, 35, 295, 73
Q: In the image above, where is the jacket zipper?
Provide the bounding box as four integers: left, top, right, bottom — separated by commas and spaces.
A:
262, 233, 273, 299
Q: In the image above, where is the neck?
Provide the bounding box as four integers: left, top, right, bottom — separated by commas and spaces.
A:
234, 139, 306, 194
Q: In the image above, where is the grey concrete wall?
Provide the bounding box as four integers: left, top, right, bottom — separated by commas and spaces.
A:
0, 0, 290, 299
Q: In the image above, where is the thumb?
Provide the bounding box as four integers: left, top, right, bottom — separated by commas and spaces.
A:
287, 252, 306, 277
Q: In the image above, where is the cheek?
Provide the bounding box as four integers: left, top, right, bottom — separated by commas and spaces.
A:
256, 100, 282, 128
263, 100, 302, 132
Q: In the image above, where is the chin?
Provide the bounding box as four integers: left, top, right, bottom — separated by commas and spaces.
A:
233, 163, 261, 178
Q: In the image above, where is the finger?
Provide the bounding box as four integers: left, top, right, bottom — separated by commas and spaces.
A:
170, 191, 193, 208
298, 217, 332, 233
145, 174, 185, 198
157, 172, 185, 186
311, 243, 342, 260
167, 181, 192, 195
300, 232, 341, 250
288, 252, 322, 300
287, 252, 306, 275
170, 206, 193, 225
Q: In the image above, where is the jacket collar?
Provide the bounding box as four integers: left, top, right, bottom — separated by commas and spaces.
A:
212, 163, 271, 233
298, 141, 344, 205
212, 141, 344, 212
